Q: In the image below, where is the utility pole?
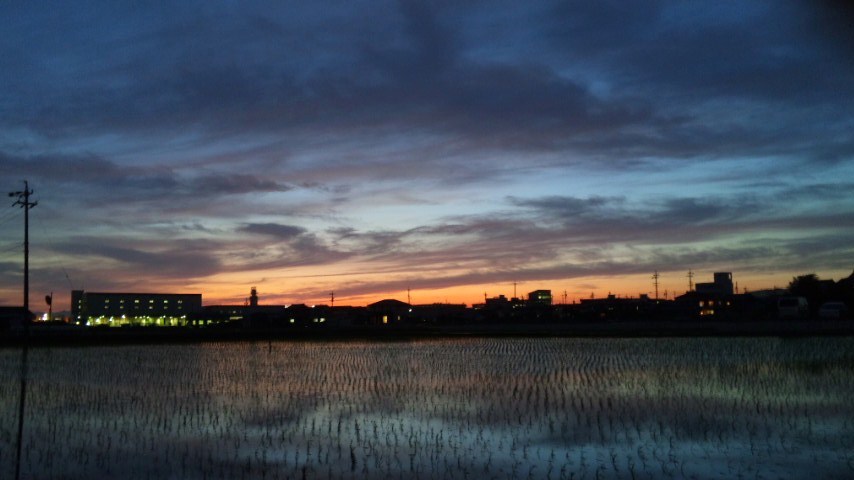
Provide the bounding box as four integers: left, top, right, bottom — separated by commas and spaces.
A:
330, 291, 334, 308
9, 181, 36, 319
9, 181, 36, 480
687, 269, 694, 292
652, 271, 660, 300
407, 287, 411, 305
513, 282, 517, 299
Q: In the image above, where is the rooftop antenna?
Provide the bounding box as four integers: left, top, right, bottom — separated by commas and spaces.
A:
652, 271, 660, 300
513, 281, 517, 299
330, 291, 334, 308
63, 268, 75, 290
9, 180, 36, 480
687, 269, 694, 292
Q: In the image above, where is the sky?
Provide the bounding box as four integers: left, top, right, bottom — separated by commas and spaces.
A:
2, 1, 854, 310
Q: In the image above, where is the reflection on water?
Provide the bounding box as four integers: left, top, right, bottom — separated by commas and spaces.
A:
1, 338, 853, 479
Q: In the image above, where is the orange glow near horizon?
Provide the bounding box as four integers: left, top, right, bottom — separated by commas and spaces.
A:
186, 270, 804, 307
14, 268, 833, 314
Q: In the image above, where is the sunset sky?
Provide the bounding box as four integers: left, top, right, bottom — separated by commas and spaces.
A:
2, 1, 853, 310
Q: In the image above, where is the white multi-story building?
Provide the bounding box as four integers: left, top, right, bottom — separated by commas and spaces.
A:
71, 290, 202, 326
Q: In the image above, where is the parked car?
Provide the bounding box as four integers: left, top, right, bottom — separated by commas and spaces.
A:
777, 296, 809, 319
818, 302, 849, 320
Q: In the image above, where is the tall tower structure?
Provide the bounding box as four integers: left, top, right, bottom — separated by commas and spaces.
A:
249, 287, 258, 307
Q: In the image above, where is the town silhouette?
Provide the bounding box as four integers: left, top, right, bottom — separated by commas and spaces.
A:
3, 182, 852, 341
3, 270, 853, 343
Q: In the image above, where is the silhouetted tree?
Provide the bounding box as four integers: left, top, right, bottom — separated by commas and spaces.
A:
788, 274, 824, 313
788, 273, 818, 291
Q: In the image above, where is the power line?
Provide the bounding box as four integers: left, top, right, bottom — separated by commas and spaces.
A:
0, 208, 21, 223
0, 241, 24, 256
0, 209, 23, 231
0, 206, 25, 257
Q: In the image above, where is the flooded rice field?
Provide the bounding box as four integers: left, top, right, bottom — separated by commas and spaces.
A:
2, 337, 853, 479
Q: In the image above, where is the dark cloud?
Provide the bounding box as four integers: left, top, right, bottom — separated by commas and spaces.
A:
239, 223, 305, 239
6, 0, 849, 167
50, 237, 223, 279
235, 233, 352, 271
505, 194, 768, 246
803, 0, 854, 60
328, 227, 405, 255
508, 195, 623, 218
546, 1, 853, 101
5, 7, 850, 206
1, 151, 291, 210
190, 174, 291, 195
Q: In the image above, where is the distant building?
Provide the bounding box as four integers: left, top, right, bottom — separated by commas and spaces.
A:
696, 272, 734, 295
483, 294, 509, 308
674, 272, 768, 320
198, 287, 288, 326
477, 294, 522, 322
412, 303, 470, 324
0, 306, 35, 331
367, 299, 411, 324
71, 290, 202, 326
579, 294, 664, 321
527, 290, 553, 306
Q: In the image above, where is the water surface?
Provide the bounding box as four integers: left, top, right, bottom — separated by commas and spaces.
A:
2, 337, 853, 479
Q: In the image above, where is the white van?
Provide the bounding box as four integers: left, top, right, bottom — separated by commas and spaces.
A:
777, 297, 809, 320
